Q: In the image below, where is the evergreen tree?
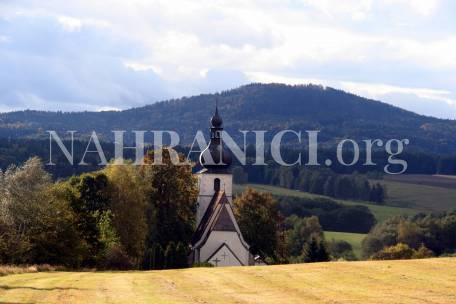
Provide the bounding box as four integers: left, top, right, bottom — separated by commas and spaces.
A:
164, 241, 176, 269
175, 242, 189, 269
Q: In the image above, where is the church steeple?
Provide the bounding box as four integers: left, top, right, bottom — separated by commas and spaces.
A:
210, 100, 223, 128
191, 102, 252, 266
200, 99, 232, 172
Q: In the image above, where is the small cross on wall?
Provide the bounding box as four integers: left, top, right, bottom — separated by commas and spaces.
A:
212, 258, 221, 266
221, 251, 228, 260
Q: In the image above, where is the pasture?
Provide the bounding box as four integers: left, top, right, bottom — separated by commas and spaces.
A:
1, 258, 455, 303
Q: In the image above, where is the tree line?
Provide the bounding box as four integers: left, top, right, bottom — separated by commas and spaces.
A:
1, 155, 360, 268
2, 139, 456, 180
362, 212, 456, 260
234, 163, 386, 203
0, 152, 197, 269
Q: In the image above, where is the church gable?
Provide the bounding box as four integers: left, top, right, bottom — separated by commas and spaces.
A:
213, 204, 236, 231
192, 190, 249, 251
206, 243, 243, 267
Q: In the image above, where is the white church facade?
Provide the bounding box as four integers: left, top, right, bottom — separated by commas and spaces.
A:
189, 105, 253, 267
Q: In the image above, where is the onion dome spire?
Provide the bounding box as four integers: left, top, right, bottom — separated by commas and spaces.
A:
200, 99, 232, 172
210, 99, 223, 128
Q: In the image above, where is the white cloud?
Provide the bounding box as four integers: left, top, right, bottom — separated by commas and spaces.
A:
393, 0, 440, 16
340, 81, 456, 107
57, 15, 110, 31
57, 16, 83, 31
0, 0, 455, 118
123, 61, 162, 74
247, 71, 456, 118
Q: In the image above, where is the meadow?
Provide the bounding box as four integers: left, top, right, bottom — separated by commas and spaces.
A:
236, 175, 456, 259
234, 184, 418, 223
1, 258, 455, 303
382, 174, 456, 211
324, 231, 366, 258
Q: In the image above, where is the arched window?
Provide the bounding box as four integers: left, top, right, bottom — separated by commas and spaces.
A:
214, 178, 221, 191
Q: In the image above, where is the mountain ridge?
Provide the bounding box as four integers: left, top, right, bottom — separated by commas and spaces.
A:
1, 83, 455, 153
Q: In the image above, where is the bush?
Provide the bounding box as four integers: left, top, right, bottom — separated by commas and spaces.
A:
371, 243, 415, 260
192, 262, 214, 267
412, 244, 434, 259
103, 246, 133, 270
0, 264, 64, 276
328, 240, 357, 261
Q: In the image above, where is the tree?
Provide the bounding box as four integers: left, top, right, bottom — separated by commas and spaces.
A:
285, 215, 324, 257
30, 183, 87, 267
361, 216, 402, 258
234, 188, 280, 262
164, 241, 176, 269
143, 243, 164, 270
141, 149, 198, 267
369, 183, 386, 204
175, 242, 190, 269
323, 175, 336, 197
0, 157, 52, 237
397, 220, 424, 249
64, 171, 112, 266
104, 164, 148, 265
298, 235, 330, 263
0, 157, 86, 266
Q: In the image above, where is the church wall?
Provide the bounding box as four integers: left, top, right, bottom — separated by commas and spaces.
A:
199, 231, 250, 266
196, 173, 233, 225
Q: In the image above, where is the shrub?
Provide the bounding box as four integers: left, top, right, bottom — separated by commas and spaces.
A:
371, 243, 414, 260
103, 246, 133, 270
0, 264, 64, 276
328, 240, 357, 261
412, 244, 434, 259
192, 262, 214, 267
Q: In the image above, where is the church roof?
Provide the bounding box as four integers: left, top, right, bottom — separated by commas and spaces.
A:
191, 190, 249, 250
199, 101, 232, 172
213, 206, 236, 231
191, 190, 226, 245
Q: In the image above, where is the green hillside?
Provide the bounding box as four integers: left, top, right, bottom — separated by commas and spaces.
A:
324, 231, 366, 259
381, 174, 456, 211
2, 83, 456, 153
1, 258, 455, 303
234, 184, 418, 223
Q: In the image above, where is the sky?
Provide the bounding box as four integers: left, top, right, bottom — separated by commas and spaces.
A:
1, 0, 456, 119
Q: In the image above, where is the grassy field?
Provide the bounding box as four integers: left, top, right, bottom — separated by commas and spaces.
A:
382, 174, 456, 211
324, 231, 366, 258
1, 258, 456, 303
234, 184, 418, 223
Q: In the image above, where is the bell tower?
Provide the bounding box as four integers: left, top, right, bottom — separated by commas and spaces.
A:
190, 100, 252, 267
196, 101, 233, 225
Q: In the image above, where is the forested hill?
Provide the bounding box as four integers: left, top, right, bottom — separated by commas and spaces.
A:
1, 83, 456, 153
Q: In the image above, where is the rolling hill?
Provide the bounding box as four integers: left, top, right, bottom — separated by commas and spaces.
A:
1, 258, 455, 303
1, 83, 456, 153
234, 184, 418, 223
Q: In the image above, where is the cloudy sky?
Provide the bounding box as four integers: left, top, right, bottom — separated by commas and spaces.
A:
1, 0, 455, 118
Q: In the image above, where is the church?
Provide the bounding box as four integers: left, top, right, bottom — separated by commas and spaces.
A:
189, 104, 254, 267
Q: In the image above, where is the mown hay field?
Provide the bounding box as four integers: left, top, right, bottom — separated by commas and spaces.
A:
1, 258, 456, 304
